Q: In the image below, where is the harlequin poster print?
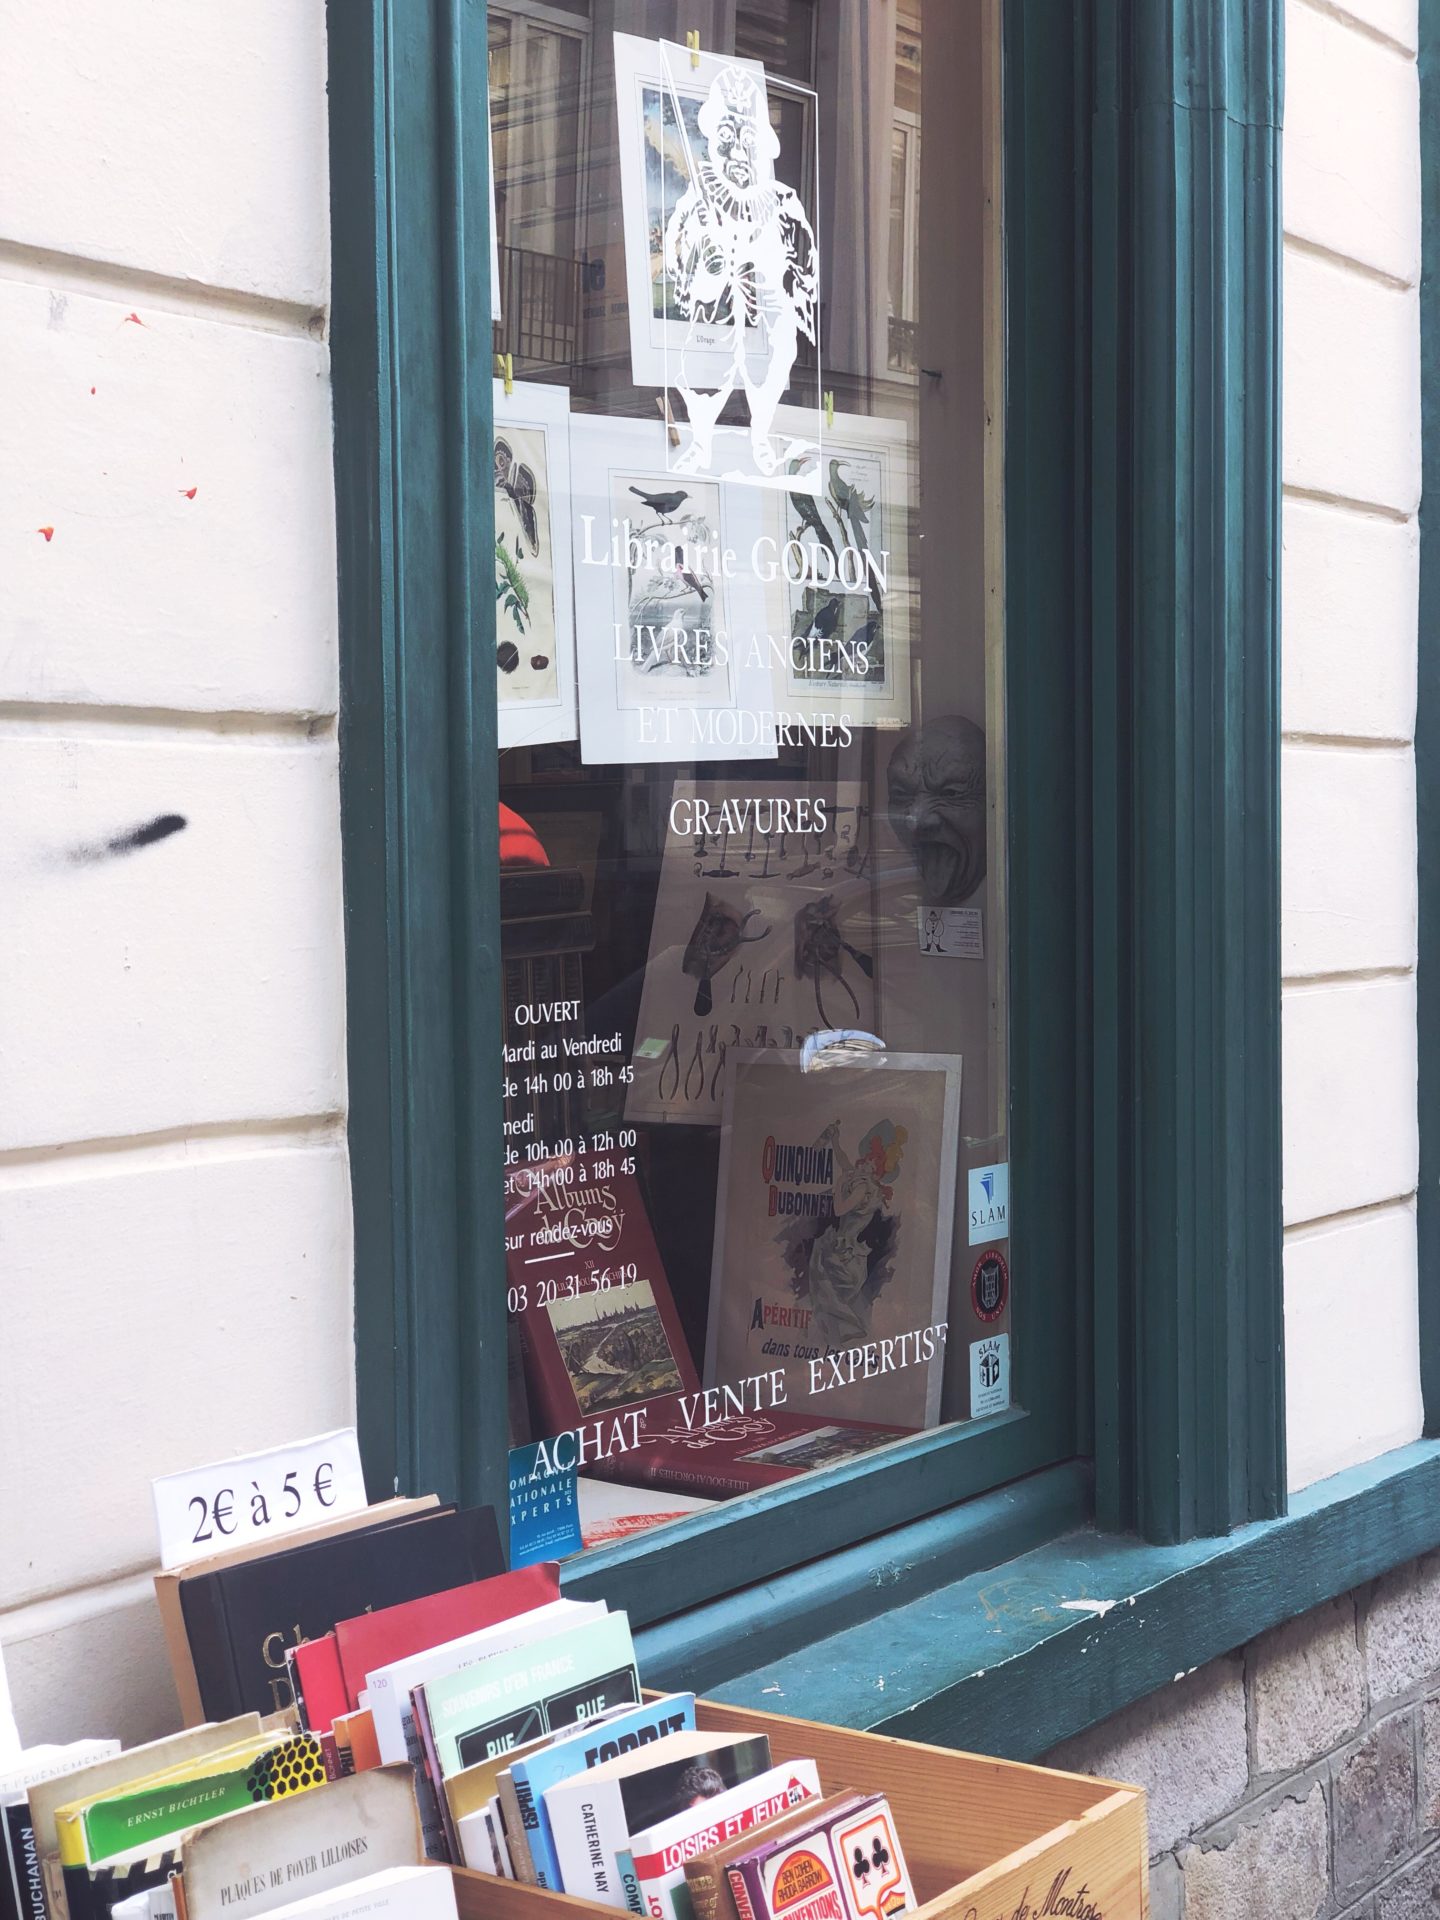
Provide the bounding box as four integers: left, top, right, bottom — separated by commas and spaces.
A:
612, 34, 823, 492
612, 33, 770, 396
705, 1049, 962, 1427
493, 379, 578, 748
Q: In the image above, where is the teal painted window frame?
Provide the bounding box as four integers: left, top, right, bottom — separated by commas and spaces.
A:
679, 0, 1440, 1754
1419, 0, 1440, 1429
327, 0, 1289, 1624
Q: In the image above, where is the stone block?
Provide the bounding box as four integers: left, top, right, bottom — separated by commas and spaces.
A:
0, 280, 338, 718
1281, 975, 1418, 1228
1284, 249, 1419, 515
1334, 1713, 1417, 1898
1047, 1658, 1248, 1856
1281, 496, 1418, 745
1149, 1853, 1184, 1920
1369, 1554, 1440, 1703
1379, 1842, 1440, 1920
1285, 0, 1420, 286
6, 1587, 181, 1751
1181, 1784, 1327, 1920
1252, 1596, 1367, 1771
1284, 1205, 1423, 1493
0, 0, 328, 305
0, 733, 346, 1152
1422, 1696, 1440, 1830
1282, 744, 1415, 978
0, 1145, 354, 1608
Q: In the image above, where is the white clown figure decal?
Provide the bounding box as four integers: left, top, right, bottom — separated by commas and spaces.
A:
662, 61, 819, 485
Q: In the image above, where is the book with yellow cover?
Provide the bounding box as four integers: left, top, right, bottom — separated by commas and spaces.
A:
55, 1735, 327, 1867
29, 1717, 263, 1920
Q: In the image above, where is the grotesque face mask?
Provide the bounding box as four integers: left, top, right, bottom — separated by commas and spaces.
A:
886, 714, 987, 906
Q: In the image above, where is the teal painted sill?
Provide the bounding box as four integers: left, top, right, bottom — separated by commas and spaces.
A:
635, 1440, 1440, 1761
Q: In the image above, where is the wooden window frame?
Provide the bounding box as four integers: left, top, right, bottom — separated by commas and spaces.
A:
327, 0, 1287, 1641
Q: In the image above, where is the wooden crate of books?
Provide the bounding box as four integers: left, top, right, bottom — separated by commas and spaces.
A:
450, 1698, 1149, 1920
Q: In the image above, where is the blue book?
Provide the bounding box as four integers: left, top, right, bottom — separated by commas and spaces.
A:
508, 1692, 696, 1891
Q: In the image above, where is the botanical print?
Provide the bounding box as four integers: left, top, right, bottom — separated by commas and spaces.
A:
494, 424, 560, 707
492, 378, 578, 748
785, 449, 888, 689
764, 405, 915, 730
613, 474, 726, 698
545, 1278, 686, 1416
706, 1050, 962, 1427
568, 411, 776, 764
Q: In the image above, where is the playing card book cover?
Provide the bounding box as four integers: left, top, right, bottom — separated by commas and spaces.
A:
706, 1050, 961, 1428
725, 1795, 913, 1920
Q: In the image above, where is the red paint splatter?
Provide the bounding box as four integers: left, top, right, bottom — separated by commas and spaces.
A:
123, 312, 144, 326
89, 385, 96, 395
38, 526, 54, 542
180, 486, 197, 500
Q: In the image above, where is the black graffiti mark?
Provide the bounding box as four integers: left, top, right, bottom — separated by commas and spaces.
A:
68, 813, 188, 866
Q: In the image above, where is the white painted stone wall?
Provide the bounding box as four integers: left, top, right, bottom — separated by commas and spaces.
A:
0, 0, 1426, 1749
0, 0, 350, 1744
1281, 0, 1424, 1490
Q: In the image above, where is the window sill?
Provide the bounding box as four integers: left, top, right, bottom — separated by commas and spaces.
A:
639, 1437, 1440, 1760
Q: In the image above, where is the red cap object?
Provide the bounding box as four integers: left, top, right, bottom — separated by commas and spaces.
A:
499, 801, 548, 869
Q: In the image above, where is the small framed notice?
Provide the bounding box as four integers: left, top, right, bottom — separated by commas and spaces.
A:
152, 1427, 367, 1571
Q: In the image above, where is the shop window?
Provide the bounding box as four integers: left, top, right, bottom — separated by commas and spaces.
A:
489, 0, 1025, 1559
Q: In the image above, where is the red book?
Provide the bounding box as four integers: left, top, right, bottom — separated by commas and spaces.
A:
291, 1561, 561, 1732
506, 1159, 700, 1435
580, 1395, 910, 1499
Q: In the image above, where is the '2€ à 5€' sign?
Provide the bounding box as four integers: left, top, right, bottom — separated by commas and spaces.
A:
152, 1427, 368, 1571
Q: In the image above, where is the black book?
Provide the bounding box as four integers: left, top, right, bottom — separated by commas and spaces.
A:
2, 1800, 41, 1920
500, 910, 596, 959
500, 866, 586, 919
179, 1505, 504, 1721
61, 1851, 177, 1920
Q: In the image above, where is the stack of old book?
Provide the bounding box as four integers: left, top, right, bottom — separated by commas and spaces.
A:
3, 1717, 451, 1920
6, 1491, 918, 1920
277, 1573, 917, 1920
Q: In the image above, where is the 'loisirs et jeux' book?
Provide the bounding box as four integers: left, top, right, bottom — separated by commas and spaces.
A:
545, 1730, 774, 1910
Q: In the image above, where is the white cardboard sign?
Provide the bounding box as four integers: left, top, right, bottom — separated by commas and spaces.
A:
152, 1427, 367, 1571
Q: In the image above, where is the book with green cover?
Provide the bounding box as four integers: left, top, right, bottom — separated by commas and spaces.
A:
417, 1612, 639, 1787
63, 1736, 328, 1866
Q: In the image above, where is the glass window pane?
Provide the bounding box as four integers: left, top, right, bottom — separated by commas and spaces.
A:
491, 0, 1008, 1559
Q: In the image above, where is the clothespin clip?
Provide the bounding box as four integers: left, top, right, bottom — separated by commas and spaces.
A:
656, 392, 681, 449
500, 352, 514, 397
686, 28, 701, 68
823, 389, 835, 429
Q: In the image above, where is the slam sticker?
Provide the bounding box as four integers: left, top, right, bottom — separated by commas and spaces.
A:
967, 1162, 1009, 1245
970, 1333, 1010, 1419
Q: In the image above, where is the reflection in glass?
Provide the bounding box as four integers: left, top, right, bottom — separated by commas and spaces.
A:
490, 0, 1008, 1559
